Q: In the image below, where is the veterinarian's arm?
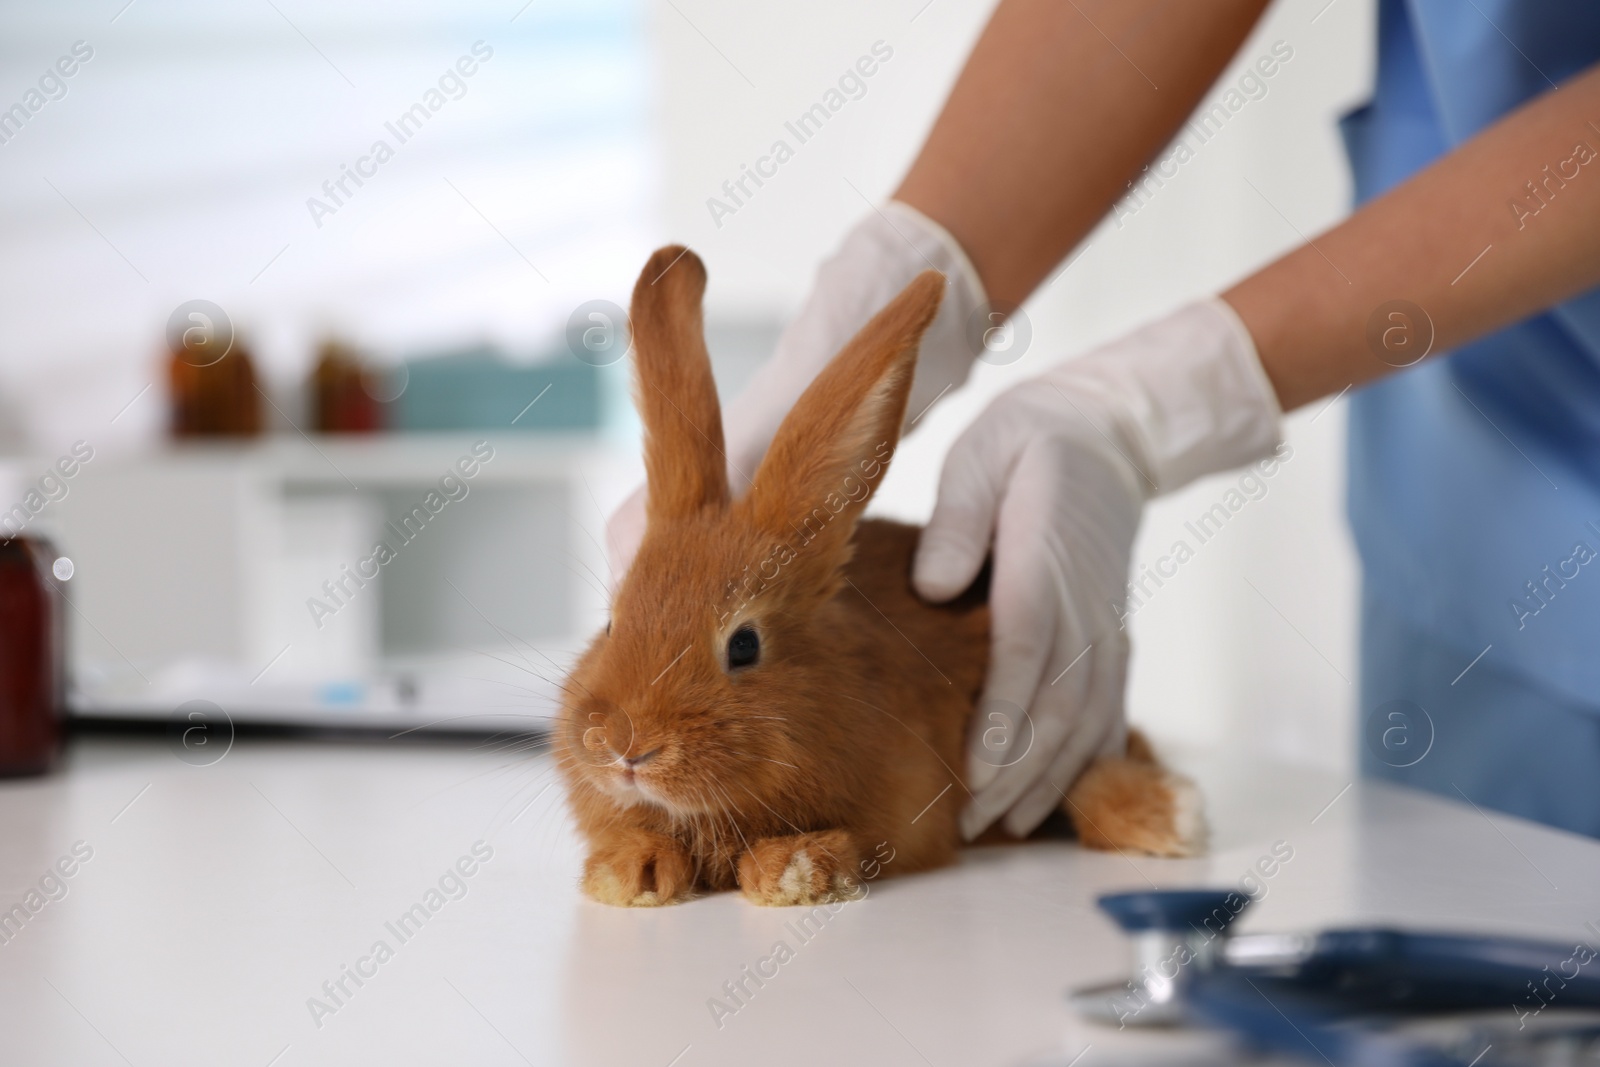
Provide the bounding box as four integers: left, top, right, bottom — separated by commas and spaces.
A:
896, 0, 1274, 311
903, 4, 1600, 409
1227, 60, 1600, 409
917, 28, 1600, 839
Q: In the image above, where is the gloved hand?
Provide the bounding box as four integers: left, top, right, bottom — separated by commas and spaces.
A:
605, 201, 988, 577
912, 298, 1283, 839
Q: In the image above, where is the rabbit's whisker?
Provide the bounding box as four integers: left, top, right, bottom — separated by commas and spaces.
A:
715, 786, 754, 869
687, 783, 740, 882
559, 556, 610, 603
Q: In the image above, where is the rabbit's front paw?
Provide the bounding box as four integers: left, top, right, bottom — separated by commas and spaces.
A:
738, 830, 864, 907
583, 830, 697, 906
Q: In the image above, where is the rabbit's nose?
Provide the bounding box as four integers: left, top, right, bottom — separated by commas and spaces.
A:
620, 747, 660, 769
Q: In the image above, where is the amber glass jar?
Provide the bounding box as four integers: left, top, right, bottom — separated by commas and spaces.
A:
169, 337, 263, 438
0, 537, 63, 775
311, 340, 381, 433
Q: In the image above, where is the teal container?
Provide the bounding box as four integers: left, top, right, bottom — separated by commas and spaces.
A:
389, 348, 602, 432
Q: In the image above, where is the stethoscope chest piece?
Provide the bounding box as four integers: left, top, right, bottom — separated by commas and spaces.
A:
1070, 889, 1253, 1029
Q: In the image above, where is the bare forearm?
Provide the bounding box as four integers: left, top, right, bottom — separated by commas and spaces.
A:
1226, 64, 1600, 411
896, 0, 1271, 309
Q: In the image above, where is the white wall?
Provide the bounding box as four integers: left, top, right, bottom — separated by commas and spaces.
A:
654, 0, 1376, 774
0, 0, 652, 454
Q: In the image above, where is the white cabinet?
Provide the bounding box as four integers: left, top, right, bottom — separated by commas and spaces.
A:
47, 435, 626, 733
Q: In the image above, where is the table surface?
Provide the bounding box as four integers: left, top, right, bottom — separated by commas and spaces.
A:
0, 733, 1593, 1067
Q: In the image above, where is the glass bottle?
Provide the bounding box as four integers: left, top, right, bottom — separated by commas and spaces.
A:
0, 536, 63, 775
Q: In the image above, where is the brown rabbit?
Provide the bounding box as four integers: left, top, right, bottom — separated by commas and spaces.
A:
555, 246, 1204, 908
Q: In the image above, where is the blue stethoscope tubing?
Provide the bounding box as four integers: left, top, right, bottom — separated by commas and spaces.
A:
1092, 891, 1600, 1067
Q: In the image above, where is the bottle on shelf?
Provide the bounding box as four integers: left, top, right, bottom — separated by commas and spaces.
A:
168, 332, 263, 438
311, 339, 382, 434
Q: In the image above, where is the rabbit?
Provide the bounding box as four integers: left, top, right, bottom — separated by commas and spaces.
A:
555, 245, 1205, 908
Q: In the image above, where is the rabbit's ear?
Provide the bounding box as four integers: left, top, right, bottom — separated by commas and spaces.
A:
630, 245, 730, 522
743, 270, 945, 567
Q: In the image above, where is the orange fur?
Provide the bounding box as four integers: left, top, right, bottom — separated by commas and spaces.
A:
556, 247, 1203, 907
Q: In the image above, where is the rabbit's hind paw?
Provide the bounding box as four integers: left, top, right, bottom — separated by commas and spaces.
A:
1067, 758, 1207, 858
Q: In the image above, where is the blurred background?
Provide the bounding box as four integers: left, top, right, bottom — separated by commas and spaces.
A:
0, 0, 1372, 772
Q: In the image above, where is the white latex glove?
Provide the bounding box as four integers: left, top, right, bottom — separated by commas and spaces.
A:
605, 202, 988, 577
913, 298, 1283, 840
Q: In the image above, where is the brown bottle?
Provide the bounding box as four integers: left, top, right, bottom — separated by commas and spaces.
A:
311, 340, 381, 433
169, 335, 263, 438
0, 537, 63, 776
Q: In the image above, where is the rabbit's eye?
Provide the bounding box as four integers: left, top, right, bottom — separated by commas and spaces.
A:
726, 626, 760, 670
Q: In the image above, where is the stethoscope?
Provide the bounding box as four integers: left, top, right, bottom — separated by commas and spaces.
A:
1068, 889, 1600, 1067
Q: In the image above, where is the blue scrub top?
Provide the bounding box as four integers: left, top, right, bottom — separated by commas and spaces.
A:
1344, 0, 1600, 710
